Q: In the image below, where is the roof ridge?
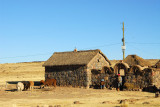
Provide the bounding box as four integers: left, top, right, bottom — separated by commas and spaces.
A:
54, 49, 100, 54
43, 49, 111, 67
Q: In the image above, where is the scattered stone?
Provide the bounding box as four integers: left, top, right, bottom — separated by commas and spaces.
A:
118, 98, 139, 104
54, 105, 61, 107
155, 91, 159, 98
73, 101, 81, 104
119, 100, 126, 104
102, 101, 107, 104
142, 102, 150, 104
102, 101, 113, 104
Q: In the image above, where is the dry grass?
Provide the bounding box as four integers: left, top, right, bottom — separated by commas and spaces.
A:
0, 61, 45, 85
0, 60, 160, 107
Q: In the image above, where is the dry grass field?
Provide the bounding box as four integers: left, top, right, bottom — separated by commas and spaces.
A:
0, 62, 45, 87
0, 60, 160, 107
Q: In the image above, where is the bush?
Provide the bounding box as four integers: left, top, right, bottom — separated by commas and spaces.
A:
124, 83, 134, 90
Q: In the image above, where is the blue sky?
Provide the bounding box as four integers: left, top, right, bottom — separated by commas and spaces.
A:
0, 0, 160, 63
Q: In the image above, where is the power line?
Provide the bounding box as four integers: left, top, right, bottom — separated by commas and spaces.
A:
0, 42, 159, 60
0, 43, 121, 60
126, 42, 160, 45
82, 43, 121, 50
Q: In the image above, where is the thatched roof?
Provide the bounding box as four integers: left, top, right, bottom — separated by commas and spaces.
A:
145, 59, 159, 66
110, 60, 121, 67
155, 60, 160, 67
43, 49, 111, 67
124, 55, 152, 67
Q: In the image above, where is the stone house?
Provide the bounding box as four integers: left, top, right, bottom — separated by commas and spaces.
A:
43, 49, 111, 88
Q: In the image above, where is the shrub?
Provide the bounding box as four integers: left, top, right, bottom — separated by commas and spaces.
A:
124, 83, 134, 90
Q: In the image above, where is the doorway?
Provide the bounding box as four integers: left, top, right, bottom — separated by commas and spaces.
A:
114, 63, 129, 90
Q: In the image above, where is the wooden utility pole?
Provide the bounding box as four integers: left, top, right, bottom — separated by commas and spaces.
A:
121, 22, 126, 60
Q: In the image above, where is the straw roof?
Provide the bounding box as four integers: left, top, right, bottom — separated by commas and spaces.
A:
155, 60, 160, 67
43, 49, 111, 67
146, 59, 159, 66
110, 60, 121, 67
124, 55, 152, 67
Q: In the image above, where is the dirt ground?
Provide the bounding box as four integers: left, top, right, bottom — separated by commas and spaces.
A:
0, 61, 160, 107
1, 86, 160, 107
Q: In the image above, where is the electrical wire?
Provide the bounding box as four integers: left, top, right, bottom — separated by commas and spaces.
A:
0, 43, 121, 60
126, 42, 160, 45
81, 43, 121, 50
0, 42, 159, 60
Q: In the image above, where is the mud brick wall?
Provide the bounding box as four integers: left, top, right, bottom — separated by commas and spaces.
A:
45, 65, 88, 87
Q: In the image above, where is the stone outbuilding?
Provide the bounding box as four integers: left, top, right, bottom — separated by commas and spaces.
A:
113, 55, 153, 90
43, 49, 111, 88
124, 55, 151, 73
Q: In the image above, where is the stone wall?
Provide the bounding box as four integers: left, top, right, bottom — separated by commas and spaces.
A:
104, 73, 117, 88
152, 69, 160, 88
87, 53, 111, 88
90, 69, 117, 89
123, 68, 154, 90
87, 53, 109, 70
45, 66, 160, 90
45, 65, 88, 87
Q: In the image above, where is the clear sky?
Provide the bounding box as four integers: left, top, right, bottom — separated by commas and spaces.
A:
0, 0, 160, 63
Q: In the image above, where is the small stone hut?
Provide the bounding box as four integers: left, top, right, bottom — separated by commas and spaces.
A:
113, 55, 153, 90
124, 55, 151, 73
43, 49, 111, 88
